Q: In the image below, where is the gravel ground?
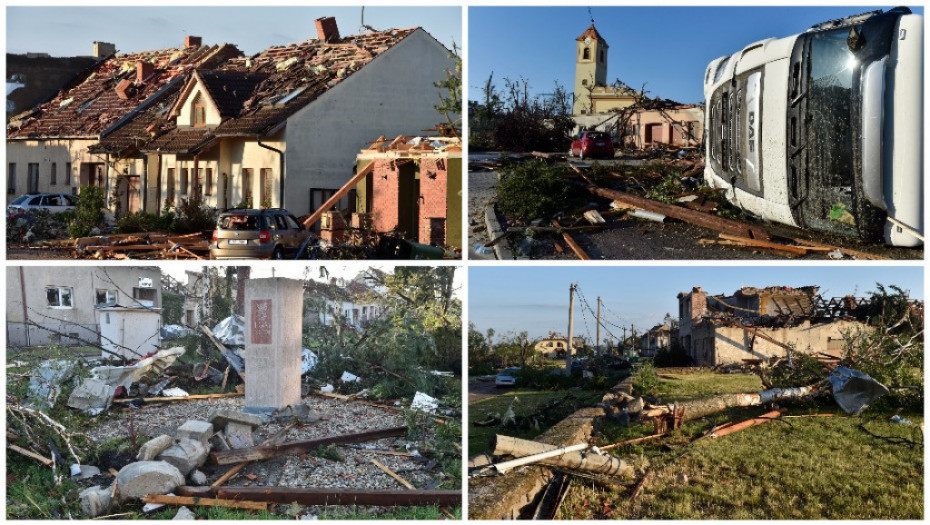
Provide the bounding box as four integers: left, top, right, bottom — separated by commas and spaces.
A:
85, 395, 454, 516
468, 167, 499, 259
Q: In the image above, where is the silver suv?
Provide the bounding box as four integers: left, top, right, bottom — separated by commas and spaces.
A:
210, 208, 312, 260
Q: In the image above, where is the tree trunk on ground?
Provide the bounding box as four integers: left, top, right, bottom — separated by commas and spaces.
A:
641, 385, 821, 421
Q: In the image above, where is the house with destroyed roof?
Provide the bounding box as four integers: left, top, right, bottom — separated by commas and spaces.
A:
676, 286, 869, 366
95, 17, 456, 218
303, 275, 383, 329
6, 38, 242, 214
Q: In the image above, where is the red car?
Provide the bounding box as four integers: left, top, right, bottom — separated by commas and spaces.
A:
569, 130, 615, 159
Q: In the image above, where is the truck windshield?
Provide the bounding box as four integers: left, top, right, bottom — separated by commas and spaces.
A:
801, 27, 858, 236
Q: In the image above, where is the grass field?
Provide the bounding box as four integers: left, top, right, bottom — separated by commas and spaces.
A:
557, 370, 923, 520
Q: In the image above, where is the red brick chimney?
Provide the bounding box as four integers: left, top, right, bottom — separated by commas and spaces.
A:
137, 61, 155, 82
114, 79, 132, 100
185, 35, 202, 48
315, 17, 340, 43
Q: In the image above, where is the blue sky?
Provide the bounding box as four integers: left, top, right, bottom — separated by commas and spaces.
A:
469, 6, 923, 104
7, 6, 461, 57
469, 266, 923, 342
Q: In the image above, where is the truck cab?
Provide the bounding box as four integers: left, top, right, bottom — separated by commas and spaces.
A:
703, 8, 922, 247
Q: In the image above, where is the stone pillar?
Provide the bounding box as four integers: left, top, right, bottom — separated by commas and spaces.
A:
244, 277, 303, 412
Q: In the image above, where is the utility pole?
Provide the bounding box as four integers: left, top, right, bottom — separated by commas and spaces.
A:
631, 324, 636, 356
596, 296, 602, 357
566, 283, 577, 373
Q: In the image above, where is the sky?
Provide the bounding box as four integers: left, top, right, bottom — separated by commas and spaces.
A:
469, 5, 923, 104
469, 266, 923, 342
7, 6, 461, 57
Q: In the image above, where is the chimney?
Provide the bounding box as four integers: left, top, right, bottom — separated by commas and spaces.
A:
93, 41, 116, 59
114, 79, 132, 100
315, 17, 340, 43
185, 35, 202, 48
136, 61, 155, 83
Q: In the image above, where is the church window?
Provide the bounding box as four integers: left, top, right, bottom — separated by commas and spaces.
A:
582, 47, 590, 60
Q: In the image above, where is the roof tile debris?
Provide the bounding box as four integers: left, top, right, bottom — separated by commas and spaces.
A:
8, 43, 242, 139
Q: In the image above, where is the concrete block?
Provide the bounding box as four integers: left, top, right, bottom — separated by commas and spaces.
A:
225, 422, 255, 449
136, 435, 174, 461
156, 439, 208, 476
173, 506, 196, 520
79, 485, 113, 517
176, 420, 213, 446
115, 461, 185, 502
209, 431, 230, 452
208, 408, 263, 430
244, 278, 303, 410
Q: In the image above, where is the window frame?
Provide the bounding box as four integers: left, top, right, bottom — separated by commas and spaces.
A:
46, 286, 74, 309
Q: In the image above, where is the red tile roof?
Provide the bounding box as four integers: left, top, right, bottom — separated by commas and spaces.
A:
576, 24, 608, 47
8, 43, 241, 139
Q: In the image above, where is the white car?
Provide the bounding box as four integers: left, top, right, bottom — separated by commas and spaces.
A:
8, 193, 78, 215
495, 367, 520, 388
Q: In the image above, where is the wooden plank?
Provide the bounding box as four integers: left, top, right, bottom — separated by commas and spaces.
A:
176, 486, 462, 507
211, 426, 408, 465
371, 458, 415, 489
142, 494, 267, 511
551, 219, 590, 260
789, 237, 888, 261
717, 234, 809, 256
302, 162, 375, 229
8, 444, 53, 466
112, 393, 242, 404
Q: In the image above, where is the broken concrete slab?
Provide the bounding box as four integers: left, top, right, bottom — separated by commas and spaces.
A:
156, 438, 208, 476
208, 408, 263, 430
79, 485, 113, 518
271, 404, 321, 425
137, 435, 175, 461
115, 461, 185, 502
209, 432, 231, 452
67, 378, 116, 415
225, 422, 256, 449
173, 506, 196, 520
176, 420, 214, 447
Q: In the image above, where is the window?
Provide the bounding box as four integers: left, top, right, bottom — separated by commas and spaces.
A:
204, 168, 213, 196
166, 168, 176, 202
260, 168, 273, 206
185, 310, 194, 326
582, 47, 590, 60
8, 163, 15, 194
66, 162, 72, 188
50, 163, 57, 185
192, 94, 206, 127
132, 287, 157, 303
180, 168, 189, 195
46, 287, 74, 308
95, 289, 117, 305
242, 169, 253, 201
27, 163, 39, 193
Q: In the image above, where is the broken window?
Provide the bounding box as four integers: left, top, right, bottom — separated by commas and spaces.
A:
95, 289, 117, 306
8, 163, 15, 194
242, 169, 253, 201
180, 168, 189, 195
192, 94, 206, 127
133, 287, 157, 304
166, 168, 176, 202
260, 168, 273, 206
50, 163, 57, 185
46, 286, 73, 308
205, 168, 213, 196
27, 163, 39, 193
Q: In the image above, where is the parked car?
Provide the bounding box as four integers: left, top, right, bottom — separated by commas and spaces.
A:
210, 208, 313, 260
569, 130, 615, 159
7, 193, 78, 216
495, 367, 520, 388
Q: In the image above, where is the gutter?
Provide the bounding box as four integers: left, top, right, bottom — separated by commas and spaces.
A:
257, 136, 285, 208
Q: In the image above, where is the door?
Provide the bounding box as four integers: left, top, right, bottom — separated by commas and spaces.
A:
645, 123, 663, 146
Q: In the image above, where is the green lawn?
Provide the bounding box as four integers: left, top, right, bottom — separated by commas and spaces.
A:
557, 370, 923, 519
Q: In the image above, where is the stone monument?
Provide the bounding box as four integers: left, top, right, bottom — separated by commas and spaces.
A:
244, 277, 303, 412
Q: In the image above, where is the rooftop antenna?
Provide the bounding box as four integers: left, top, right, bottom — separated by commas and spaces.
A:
360, 6, 377, 33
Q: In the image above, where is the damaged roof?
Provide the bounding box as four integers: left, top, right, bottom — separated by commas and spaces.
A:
576, 24, 609, 47
134, 26, 422, 154
8, 43, 242, 140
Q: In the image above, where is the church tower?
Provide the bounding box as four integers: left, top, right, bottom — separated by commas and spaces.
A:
573, 24, 609, 115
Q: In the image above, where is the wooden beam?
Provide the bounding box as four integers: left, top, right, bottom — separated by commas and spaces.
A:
552, 219, 590, 260
211, 426, 408, 465
371, 459, 415, 489
301, 162, 375, 229
717, 234, 809, 256
176, 486, 461, 507
142, 494, 267, 511
112, 393, 242, 404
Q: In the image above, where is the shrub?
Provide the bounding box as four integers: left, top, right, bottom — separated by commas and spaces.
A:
497, 159, 574, 221
68, 185, 106, 238
115, 211, 173, 233
631, 362, 660, 397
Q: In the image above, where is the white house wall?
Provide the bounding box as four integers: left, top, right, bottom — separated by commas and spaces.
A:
282, 29, 455, 215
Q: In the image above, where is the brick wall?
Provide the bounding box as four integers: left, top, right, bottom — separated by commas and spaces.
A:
371, 159, 399, 234
418, 157, 448, 244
